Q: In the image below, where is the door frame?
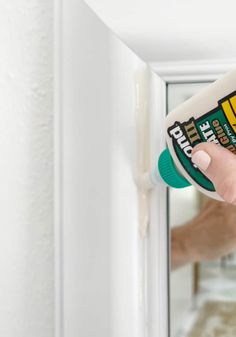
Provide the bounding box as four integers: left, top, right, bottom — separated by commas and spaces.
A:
150, 59, 236, 337
151, 60, 236, 83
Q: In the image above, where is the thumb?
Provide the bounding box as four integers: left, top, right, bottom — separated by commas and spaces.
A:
191, 142, 236, 204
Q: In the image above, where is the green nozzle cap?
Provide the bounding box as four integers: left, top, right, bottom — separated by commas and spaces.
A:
158, 148, 191, 188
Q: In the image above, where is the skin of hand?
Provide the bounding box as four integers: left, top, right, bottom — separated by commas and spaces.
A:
172, 142, 236, 270
171, 199, 236, 269
192, 142, 236, 204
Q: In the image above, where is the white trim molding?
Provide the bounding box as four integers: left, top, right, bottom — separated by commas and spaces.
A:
147, 70, 169, 337
151, 59, 236, 83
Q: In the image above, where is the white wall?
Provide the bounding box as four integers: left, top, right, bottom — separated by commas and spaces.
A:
84, 0, 236, 64
0, 1, 53, 336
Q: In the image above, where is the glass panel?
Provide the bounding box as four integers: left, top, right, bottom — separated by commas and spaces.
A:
168, 83, 236, 337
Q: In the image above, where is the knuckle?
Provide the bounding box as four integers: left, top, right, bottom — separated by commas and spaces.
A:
217, 175, 236, 204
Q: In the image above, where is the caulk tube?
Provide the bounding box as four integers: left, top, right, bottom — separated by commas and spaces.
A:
158, 68, 236, 200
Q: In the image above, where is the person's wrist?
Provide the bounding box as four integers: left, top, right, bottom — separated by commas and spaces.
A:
171, 223, 199, 269
183, 218, 206, 263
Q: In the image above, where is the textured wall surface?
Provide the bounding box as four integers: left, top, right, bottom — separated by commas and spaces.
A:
0, 1, 53, 336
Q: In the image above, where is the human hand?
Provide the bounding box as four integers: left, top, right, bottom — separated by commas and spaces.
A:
172, 142, 236, 269
192, 142, 236, 204
171, 199, 236, 269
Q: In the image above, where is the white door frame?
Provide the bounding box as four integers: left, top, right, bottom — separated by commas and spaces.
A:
151, 60, 236, 83
150, 59, 236, 337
